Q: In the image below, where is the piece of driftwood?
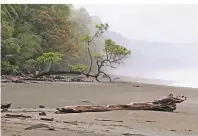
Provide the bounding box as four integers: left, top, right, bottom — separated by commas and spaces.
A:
40, 117, 54, 121
39, 111, 47, 116
123, 133, 145, 136
1, 103, 12, 109
39, 105, 45, 108
56, 94, 186, 113
63, 121, 78, 125
95, 119, 123, 122
25, 123, 55, 130
5, 114, 32, 118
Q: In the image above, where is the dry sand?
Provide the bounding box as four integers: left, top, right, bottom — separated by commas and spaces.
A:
1, 80, 198, 136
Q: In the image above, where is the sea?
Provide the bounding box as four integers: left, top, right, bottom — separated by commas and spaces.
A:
111, 68, 198, 89
159, 69, 198, 88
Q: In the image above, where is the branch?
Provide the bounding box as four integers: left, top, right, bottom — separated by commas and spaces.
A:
96, 60, 100, 74
87, 29, 104, 74
95, 76, 100, 82
100, 71, 112, 82
87, 45, 93, 74
95, 59, 114, 82
106, 63, 116, 68
88, 29, 101, 43
92, 52, 130, 82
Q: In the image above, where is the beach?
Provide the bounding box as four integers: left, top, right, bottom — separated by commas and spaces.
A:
1, 79, 198, 136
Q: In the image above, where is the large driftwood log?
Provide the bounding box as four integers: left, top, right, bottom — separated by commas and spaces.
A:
56, 94, 186, 113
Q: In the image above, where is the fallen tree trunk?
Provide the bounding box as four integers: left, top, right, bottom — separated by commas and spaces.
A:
56, 94, 186, 113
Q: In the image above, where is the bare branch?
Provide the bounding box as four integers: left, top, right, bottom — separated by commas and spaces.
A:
95, 76, 100, 82
100, 71, 112, 82
106, 63, 116, 68
88, 30, 100, 43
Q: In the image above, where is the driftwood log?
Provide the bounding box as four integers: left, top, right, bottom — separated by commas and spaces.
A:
56, 94, 186, 113
25, 124, 55, 130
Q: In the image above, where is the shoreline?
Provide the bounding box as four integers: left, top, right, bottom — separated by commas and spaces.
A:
114, 75, 198, 89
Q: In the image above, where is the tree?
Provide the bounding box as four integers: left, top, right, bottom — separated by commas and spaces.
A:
36, 23, 131, 82
36, 52, 63, 73
81, 23, 131, 81
1, 4, 43, 73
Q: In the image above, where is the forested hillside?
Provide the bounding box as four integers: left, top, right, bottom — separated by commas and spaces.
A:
1, 4, 106, 74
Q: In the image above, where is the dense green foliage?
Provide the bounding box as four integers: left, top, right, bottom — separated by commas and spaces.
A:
105, 39, 131, 59
1, 4, 131, 77
36, 52, 63, 65
71, 64, 88, 72
1, 61, 19, 74
1, 4, 95, 74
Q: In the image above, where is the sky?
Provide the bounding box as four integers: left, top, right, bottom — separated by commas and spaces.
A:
75, 4, 198, 43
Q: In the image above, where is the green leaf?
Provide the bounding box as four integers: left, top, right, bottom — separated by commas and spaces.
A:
71, 64, 88, 72
36, 52, 63, 64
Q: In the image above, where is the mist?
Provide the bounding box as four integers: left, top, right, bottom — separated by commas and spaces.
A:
75, 4, 198, 87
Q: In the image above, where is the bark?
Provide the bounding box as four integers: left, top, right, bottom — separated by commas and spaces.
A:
56, 94, 186, 113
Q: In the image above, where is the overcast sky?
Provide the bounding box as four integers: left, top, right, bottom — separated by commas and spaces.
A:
75, 4, 198, 43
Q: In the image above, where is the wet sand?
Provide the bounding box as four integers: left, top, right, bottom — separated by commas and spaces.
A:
1, 81, 198, 136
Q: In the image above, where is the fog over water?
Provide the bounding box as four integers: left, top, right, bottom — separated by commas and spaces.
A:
75, 4, 198, 88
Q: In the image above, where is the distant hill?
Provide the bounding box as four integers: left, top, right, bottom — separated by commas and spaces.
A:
91, 15, 198, 73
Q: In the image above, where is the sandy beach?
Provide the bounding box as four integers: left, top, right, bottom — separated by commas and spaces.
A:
1, 79, 198, 136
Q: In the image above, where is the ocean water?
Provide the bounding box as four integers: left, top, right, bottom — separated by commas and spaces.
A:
111, 68, 198, 88
158, 69, 198, 88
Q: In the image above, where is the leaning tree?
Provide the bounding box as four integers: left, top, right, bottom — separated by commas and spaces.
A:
79, 23, 131, 81
34, 23, 131, 82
